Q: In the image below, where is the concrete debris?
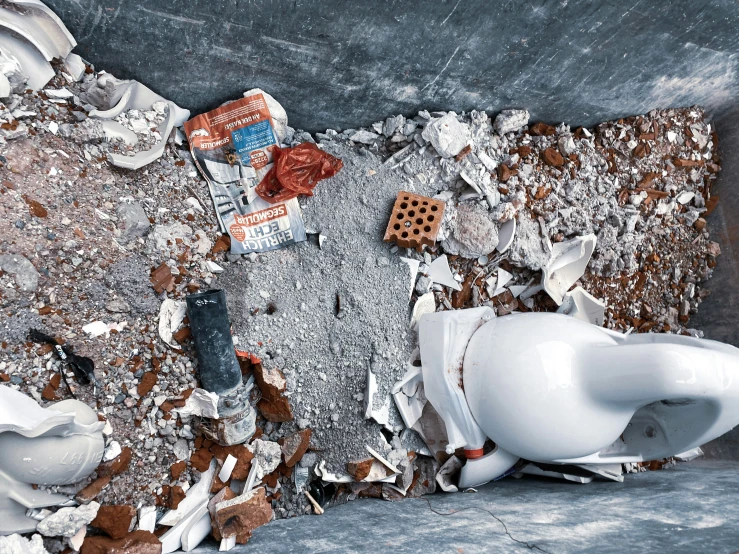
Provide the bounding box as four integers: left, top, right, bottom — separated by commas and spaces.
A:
248, 438, 282, 480
280, 428, 312, 467
36, 502, 100, 537
0, 534, 49, 554
493, 109, 530, 135
0, 253, 39, 292
421, 112, 469, 158
442, 202, 499, 258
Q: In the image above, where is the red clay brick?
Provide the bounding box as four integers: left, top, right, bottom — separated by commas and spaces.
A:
384, 191, 444, 251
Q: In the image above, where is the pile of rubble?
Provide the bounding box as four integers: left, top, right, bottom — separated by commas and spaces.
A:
0, 2, 724, 553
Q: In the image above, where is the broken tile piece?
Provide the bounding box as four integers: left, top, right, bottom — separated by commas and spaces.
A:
399, 257, 420, 300
428, 255, 462, 291
218, 454, 238, 483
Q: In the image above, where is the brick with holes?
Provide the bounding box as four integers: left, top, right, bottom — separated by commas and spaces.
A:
384, 191, 445, 251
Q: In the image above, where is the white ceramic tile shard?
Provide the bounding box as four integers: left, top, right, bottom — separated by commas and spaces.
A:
158, 460, 216, 526
496, 218, 516, 253
556, 286, 605, 326
82, 320, 109, 337
219, 536, 236, 551
138, 505, 157, 532
218, 454, 238, 483
410, 291, 436, 329
180, 505, 212, 552
428, 254, 461, 291
508, 285, 528, 298
399, 257, 420, 300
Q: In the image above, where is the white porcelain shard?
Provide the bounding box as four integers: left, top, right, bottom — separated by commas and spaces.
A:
137, 505, 157, 532
90, 80, 190, 170
391, 365, 425, 429
410, 291, 436, 329
219, 535, 236, 552
557, 286, 605, 326
159, 500, 208, 554
179, 505, 212, 552
63, 52, 85, 81
218, 454, 238, 483
7, 0, 76, 56
82, 320, 109, 337
428, 254, 461, 291
419, 307, 494, 454
508, 284, 528, 298
541, 234, 597, 305
674, 447, 703, 461
159, 459, 216, 526
0, 31, 54, 90
364, 366, 377, 420
496, 218, 516, 253
0, 72, 10, 97
0, 387, 104, 534
399, 257, 420, 300
520, 464, 592, 484
100, 120, 138, 146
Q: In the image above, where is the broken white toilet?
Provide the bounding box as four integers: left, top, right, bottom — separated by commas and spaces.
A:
416, 309, 739, 488
0, 386, 104, 534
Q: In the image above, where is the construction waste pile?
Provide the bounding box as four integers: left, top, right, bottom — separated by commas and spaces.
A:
0, 2, 726, 553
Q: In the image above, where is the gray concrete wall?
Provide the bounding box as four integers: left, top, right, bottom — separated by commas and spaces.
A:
45, 0, 739, 456
45, 0, 739, 132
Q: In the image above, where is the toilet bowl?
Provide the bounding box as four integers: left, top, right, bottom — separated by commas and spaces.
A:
418, 310, 739, 487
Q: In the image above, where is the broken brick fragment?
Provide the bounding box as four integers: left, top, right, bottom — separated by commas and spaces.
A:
208, 487, 237, 542
541, 147, 564, 167
528, 122, 556, 136
279, 428, 312, 468
169, 486, 186, 510
23, 194, 48, 218
496, 164, 515, 183
253, 363, 293, 422
347, 458, 374, 481
137, 372, 157, 396
172, 326, 191, 343
189, 447, 214, 472
80, 530, 161, 554
212, 235, 231, 253
75, 476, 111, 504
451, 273, 475, 309
97, 447, 132, 477
150, 263, 175, 294
209, 444, 254, 480
170, 460, 186, 480
91, 505, 136, 539
454, 144, 472, 162
213, 487, 273, 545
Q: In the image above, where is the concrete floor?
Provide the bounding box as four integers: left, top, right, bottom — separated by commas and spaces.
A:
193, 460, 739, 554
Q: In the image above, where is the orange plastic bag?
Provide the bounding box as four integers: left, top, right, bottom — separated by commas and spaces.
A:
255, 143, 343, 204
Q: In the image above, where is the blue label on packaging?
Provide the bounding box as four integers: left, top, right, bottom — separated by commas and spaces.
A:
231, 120, 276, 165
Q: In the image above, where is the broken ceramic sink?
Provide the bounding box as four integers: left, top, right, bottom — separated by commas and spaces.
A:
0, 386, 104, 534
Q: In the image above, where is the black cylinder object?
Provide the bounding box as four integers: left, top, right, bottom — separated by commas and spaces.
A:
186, 289, 241, 394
